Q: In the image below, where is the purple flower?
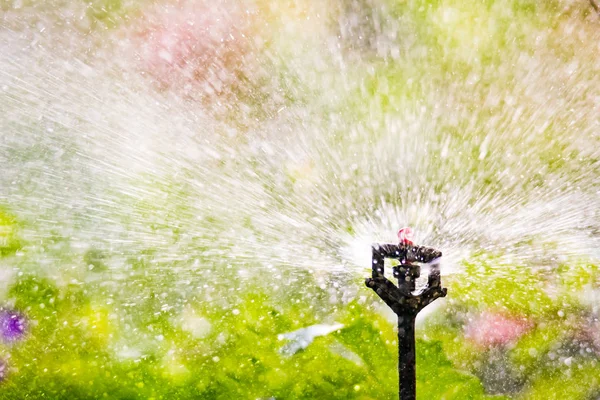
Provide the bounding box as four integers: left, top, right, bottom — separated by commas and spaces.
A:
0, 310, 26, 342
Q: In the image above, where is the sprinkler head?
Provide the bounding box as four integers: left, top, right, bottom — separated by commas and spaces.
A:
365, 228, 447, 315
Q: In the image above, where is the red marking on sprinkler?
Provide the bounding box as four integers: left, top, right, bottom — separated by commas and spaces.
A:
397, 227, 414, 245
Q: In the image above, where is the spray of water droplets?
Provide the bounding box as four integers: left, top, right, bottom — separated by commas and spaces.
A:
1, 0, 600, 293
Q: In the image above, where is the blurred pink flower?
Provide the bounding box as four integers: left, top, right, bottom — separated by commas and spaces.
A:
121, 0, 255, 94
464, 312, 532, 348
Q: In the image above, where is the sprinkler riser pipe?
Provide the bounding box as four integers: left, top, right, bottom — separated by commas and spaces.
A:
398, 316, 416, 400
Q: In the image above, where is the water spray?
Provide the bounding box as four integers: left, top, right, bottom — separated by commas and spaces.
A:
365, 228, 447, 400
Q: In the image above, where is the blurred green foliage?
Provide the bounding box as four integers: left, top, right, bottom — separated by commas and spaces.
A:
0, 264, 503, 399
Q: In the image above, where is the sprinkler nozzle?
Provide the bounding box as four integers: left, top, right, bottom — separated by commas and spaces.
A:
397, 227, 414, 245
